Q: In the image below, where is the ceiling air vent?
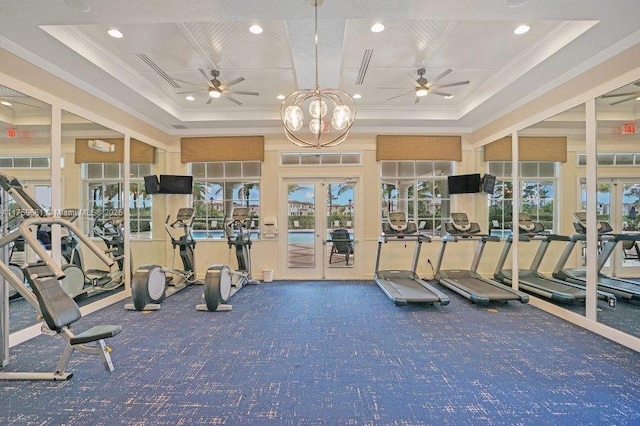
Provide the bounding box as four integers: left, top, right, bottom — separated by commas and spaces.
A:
137, 53, 180, 88
172, 124, 188, 129
355, 49, 373, 85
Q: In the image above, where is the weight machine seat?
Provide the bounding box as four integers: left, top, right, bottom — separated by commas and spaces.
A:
30, 276, 82, 332
70, 324, 122, 345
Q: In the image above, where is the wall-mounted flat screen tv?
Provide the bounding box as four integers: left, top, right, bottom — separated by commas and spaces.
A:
143, 175, 160, 194
447, 173, 482, 194
159, 175, 193, 194
482, 174, 496, 194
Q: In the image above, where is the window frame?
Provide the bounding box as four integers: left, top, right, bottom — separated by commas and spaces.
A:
380, 160, 454, 238
487, 161, 558, 234
190, 161, 261, 240
83, 163, 152, 239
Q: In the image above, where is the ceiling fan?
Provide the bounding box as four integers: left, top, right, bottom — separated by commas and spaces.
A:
600, 82, 640, 105
381, 68, 470, 104
174, 69, 259, 105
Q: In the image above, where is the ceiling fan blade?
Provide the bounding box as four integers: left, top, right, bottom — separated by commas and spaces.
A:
433, 80, 470, 89
610, 95, 639, 105
172, 78, 202, 87
601, 91, 640, 98
379, 86, 411, 90
430, 90, 452, 97
414, 96, 421, 104
429, 68, 453, 85
386, 90, 414, 101
176, 90, 209, 94
222, 77, 245, 88
226, 90, 259, 96
206, 97, 214, 104
222, 94, 243, 105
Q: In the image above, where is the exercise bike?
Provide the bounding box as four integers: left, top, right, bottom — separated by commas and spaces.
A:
196, 207, 259, 312
126, 207, 201, 311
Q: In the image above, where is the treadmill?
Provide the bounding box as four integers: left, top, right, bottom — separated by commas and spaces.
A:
494, 213, 617, 307
374, 212, 450, 306
552, 212, 640, 302
435, 213, 529, 304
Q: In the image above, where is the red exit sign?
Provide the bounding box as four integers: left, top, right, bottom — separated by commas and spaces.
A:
6, 128, 17, 138
623, 123, 637, 134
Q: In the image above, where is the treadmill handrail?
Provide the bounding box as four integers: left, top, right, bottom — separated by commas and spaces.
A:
378, 233, 431, 243
443, 233, 499, 242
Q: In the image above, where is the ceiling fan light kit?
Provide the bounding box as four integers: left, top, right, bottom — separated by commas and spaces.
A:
280, 0, 356, 148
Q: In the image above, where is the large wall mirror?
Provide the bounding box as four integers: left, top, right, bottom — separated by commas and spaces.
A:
0, 85, 52, 334
60, 110, 128, 308
594, 80, 640, 338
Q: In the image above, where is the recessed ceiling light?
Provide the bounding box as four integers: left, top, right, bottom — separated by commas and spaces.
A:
0, 101, 11, 106
276, 94, 286, 100
185, 95, 195, 101
514, 24, 530, 35
249, 25, 263, 34
107, 28, 124, 38
353, 93, 362, 99
370, 23, 385, 33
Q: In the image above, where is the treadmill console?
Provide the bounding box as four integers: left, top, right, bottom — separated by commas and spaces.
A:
517, 213, 545, 235
445, 213, 481, 235
382, 212, 417, 235
573, 211, 611, 234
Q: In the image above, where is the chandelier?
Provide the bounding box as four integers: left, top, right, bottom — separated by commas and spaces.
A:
281, 0, 356, 148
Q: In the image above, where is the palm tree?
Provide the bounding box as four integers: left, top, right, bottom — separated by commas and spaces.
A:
327, 183, 352, 216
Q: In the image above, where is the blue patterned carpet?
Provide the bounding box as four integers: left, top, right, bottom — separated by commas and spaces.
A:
1, 280, 639, 425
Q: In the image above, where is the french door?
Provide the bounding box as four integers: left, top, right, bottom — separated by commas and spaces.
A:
282, 177, 358, 279
581, 178, 640, 277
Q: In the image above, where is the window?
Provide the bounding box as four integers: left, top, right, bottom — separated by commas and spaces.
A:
191, 161, 261, 239
577, 152, 640, 166
0, 156, 51, 168
83, 163, 152, 239
281, 152, 361, 166
488, 161, 557, 234
380, 160, 453, 237
129, 164, 153, 238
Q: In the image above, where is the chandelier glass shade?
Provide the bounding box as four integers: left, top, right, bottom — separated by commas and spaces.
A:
280, 0, 356, 148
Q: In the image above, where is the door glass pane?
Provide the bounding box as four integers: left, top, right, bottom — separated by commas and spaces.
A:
287, 183, 315, 268
327, 183, 354, 268
622, 183, 640, 267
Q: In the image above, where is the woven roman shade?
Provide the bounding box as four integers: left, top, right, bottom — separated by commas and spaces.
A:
376, 135, 462, 161
180, 136, 265, 163
74, 138, 156, 163
484, 136, 567, 162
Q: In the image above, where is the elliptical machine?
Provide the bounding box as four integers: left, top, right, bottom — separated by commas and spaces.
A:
196, 207, 259, 312
126, 207, 200, 311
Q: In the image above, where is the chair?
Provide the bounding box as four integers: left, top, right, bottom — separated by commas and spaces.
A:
346, 220, 352, 228
293, 220, 300, 229
210, 220, 218, 229
329, 229, 354, 265
333, 220, 341, 229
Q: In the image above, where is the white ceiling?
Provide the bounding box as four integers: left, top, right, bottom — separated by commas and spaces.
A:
0, 0, 640, 136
